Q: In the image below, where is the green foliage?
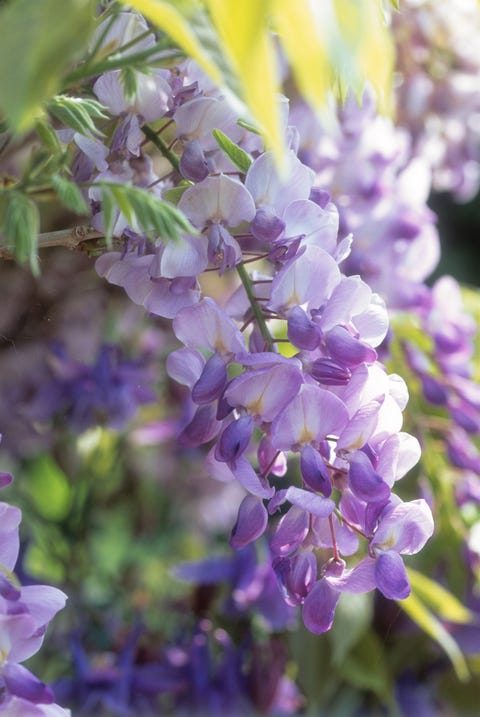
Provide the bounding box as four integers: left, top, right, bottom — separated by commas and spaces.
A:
26, 454, 73, 522
163, 181, 194, 205
51, 174, 89, 215
212, 128, 252, 173
98, 182, 196, 243
0, 189, 40, 273
124, 0, 394, 164
407, 568, 473, 624
34, 118, 63, 153
120, 66, 139, 102
329, 592, 373, 666
237, 118, 262, 135
400, 591, 470, 681
337, 631, 392, 701
47, 95, 109, 137
0, 0, 96, 133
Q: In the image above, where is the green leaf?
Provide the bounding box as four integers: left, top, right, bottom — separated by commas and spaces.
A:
274, 0, 394, 114
329, 592, 373, 666
163, 182, 193, 205
120, 66, 139, 102
34, 118, 62, 153
51, 174, 89, 215
204, 0, 284, 162
98, 183, 196, 242
121, 0, 222, 81
407, 568, 473, 624
48, 96, 108, 137
400, 592, 470, 681
123, 0, 286, 163
100, 186, 116, 246
237, 118, 262, 135
0, 190, 40, 273
0, 0, 96, 133
212, 128, 252, 173
27, 455, 72, 522
337, 631, 391, 700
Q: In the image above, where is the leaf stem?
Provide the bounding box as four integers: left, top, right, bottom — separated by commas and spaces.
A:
142, 125, 180, 172
236, 262, 274, 352
64, 41, 182, 85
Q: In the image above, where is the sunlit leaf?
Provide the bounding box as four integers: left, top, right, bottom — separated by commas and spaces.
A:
204, 0, 284, 163
0, 0, 96, 133
400, 592, 470, 681
119, 0, 222, 83
277, 0, 394, 114
27, 455, 72, 522
122, 0, 394, 166
407, 568, 474, 624
333, 0, 394, 112
212, 128, 252, 173
272, 0, 332, 112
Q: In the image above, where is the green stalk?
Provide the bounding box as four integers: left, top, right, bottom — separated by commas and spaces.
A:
236, 261, 274, 352
142, 125, 180, 172
64, 41, 181, 85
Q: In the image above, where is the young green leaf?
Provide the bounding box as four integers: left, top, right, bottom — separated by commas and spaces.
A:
237, 118, 261, 135
163, 182, 193, 206
100, 186, 116, 246
120, 66, 139, 102
27, 454, 72, 522
51, 174, 89, 215
0, 190, 40, 273
212, 128, 252, 173
48, 96, 109, 137
98, 183, 196, 243
35, 118, 62, 153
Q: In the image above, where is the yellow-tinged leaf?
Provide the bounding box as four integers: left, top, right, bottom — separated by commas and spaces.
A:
272, 0, 332, 112
204, 0, 285, 165
118, 0, 221, 83
407, 568, 474, 624
274, 0, 393, 114
0, 0, 95, 133
400, 593, 470, 681
333, 0, 394, 112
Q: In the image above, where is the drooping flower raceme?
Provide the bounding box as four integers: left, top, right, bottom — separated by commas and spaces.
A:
0, 471, 69, 715
80, 11, 436, 634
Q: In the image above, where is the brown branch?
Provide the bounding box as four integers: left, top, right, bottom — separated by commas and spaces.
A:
0, 225, 105, 260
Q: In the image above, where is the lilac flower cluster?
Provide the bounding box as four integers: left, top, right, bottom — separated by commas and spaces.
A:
0, 469, 69, 716
291, 88, 440, 310
392, 0, 480, 200
55, 619, 302, 717
404, 276, 480, 478
0, 341, 155, 458
86, 29, 434, 634
292, 88, 480, 490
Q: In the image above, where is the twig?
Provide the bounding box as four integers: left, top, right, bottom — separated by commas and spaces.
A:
0, 225, 104, 260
